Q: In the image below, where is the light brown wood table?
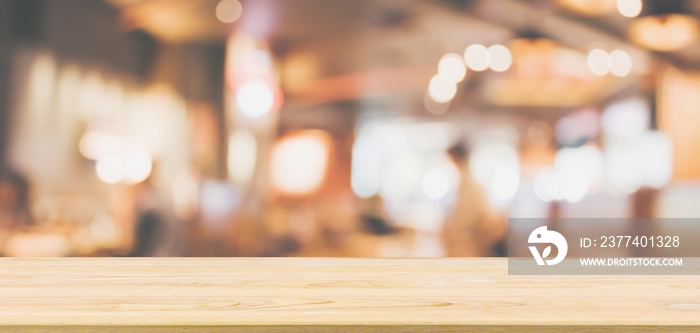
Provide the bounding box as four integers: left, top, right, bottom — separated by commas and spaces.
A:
1, 258, 699, 332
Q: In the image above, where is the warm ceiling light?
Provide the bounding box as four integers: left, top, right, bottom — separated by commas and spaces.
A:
236, 81, 275, 118
271, 131, 330, 195
216, 0, 242, 23
557, 0, 617, 16
617, 0, 642, 17
629, 14, 700, 51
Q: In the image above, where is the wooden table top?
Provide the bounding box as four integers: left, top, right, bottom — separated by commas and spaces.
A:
2, 257, 700, 332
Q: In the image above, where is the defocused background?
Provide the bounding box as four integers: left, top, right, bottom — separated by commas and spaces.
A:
0, 0, 698, 257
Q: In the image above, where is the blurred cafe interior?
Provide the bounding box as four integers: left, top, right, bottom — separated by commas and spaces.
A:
0, 0, 699, 257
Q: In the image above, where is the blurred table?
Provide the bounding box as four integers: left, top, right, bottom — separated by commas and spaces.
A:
1, 258, 699, 332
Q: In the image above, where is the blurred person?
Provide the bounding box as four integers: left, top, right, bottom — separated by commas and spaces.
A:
359, 195, 396, 235
0, 169, 33, 231
123, 177, 185, 257
441, 142, 497, 257
336, 195, 401, 257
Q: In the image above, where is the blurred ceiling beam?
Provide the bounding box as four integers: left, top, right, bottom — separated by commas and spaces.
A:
100, 0, 698, 112
555, 7, 700, 69
102, 0, 700, 69
280, 1, 648, 109
105, 0, 228, 43
278, 3, 510, 107
479, 0, 651, 67
285, 65, 434, 106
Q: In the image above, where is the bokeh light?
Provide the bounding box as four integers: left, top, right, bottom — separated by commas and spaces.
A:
488, 45, 512, 72
437, 53, 467, 84
428, 74, 457, 103
616, 0, 642, 18
587, 48, 610, 76
609, 49, 632, 77
271, 131, 330, 195
464, 44, 490, 72
79, 131, 123, 161
124, 148, 152, 184
216, 0, 242, 23
422, 167, 450, 200
236, 81, 274, 118
95, 155, 125, 184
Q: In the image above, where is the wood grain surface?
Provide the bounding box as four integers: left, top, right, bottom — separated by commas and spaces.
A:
1, 258, 700, 332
